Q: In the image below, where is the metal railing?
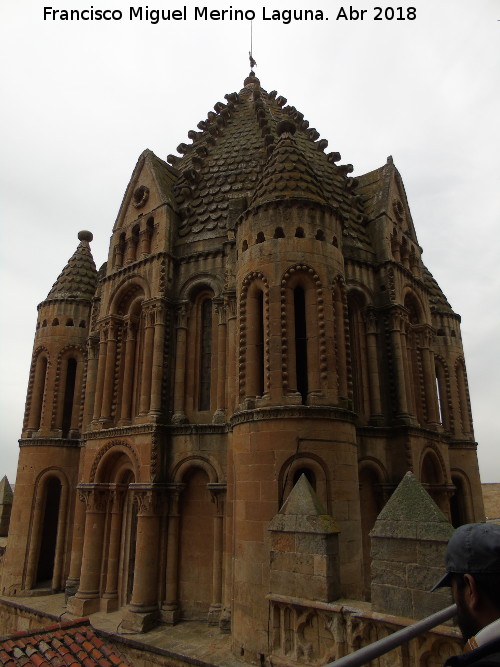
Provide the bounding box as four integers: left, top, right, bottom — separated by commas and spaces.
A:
324, 603, 457, 667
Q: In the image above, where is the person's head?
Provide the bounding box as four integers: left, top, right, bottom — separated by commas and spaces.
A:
432, 523, 500, 640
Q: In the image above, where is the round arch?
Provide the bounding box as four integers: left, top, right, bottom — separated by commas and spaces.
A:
178, 274, 223, 301
91, 441, 140, 483
109, 277, 150, 314
402, 288, 425, 324
279, 453, 328, 508
171, 455, 222, 485
25, 467, 70, 591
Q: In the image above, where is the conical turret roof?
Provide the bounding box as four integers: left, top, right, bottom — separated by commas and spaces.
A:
45, 231, 97, 301
249, 119, 328, 210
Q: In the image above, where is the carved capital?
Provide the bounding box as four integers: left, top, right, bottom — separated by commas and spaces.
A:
363, 308, 378, 335
213, 298, 227, 324
78, 484, 108, 513
174, 301, 189, 328
208, 482, 226, 515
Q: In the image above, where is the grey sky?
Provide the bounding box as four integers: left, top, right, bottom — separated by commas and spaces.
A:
1, 0, 499, 484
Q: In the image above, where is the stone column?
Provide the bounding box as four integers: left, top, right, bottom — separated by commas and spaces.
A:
122, 485, 162, 633
100, 320, 117, 422
213, 299, 227, 423
67, 485, 108, 616
402, 319, 416, 417
119, 320, 137, 424
149, 304, 166, 416
82, 336, 99, 431
390, 310, 409, 419
208, 483, 226, 624
139, 307, 155, 415
172, 302, 189, 424
65, 485, 87, 599
27, 355, 47, 433
225, 293, 237, 414
101, 486, 126, 612
364, 309, 383, 423
93, 327, 108, 422
333, 285, 347, 402
139, 228, 150, 257
418, 326, 440, 426
162, 484, 184, 624
51, 483, 69, 591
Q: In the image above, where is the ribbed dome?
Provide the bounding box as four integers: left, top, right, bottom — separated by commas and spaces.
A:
45, 231, 97, 301
170, 73, 365, 242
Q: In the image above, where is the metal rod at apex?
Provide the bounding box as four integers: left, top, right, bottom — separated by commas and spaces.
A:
323, 604, 457, 667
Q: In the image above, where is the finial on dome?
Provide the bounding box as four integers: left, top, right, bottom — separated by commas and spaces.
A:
78, 230, 93, 243
244, 71, 260, 87
276, 119, 296, 137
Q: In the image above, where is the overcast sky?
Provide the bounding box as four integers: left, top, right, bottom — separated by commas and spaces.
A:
1, 0, 499, 486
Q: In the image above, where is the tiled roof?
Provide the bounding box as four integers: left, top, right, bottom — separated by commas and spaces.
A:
0, 617, 134, 666
170, 72, 367, 245
421, 265, 454, 314
249, 120, 328, 209
45, 231, 97, 302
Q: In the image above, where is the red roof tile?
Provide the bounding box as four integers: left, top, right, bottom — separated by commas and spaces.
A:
0, 617, 134, 666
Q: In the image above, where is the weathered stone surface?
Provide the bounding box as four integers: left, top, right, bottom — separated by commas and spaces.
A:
1, 71, 485, 666
371, 472, 455, 619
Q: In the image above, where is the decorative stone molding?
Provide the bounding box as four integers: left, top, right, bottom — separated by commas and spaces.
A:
89, 439, 140, 483
238, 270, 270, 398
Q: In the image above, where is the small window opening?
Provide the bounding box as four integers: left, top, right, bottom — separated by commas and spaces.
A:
242, 240, 248, 252
199, 299, 212, 411
294, 286, 308, 404
315, 229, 325, 241
62, 358, 77, 437
274, 227, 285, 239
295, 227, 305, 238
293, 467, 316, 490
256, 232, 265, 244
66, 319, 74, 327
52, 318, 59, 326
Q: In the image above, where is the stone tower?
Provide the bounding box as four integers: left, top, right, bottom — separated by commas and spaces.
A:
2, 72, 485, 661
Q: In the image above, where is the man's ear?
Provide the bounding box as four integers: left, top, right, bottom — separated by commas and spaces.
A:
463, 574, 480, 610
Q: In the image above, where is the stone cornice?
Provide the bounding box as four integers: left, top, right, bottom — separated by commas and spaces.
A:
231, 405, 356, 427
19, 438, 82, 448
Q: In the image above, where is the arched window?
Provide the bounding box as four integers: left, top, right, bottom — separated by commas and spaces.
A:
132, 225, 140, 260
294, 286, 308, 403
421, 451, 447, 515
274, 227, 285, 239
28, 354, 48, 432
435, 360, 450, 430
450, 474, 469, 528
283, 268, 322, 404
292, 467, 316, 490
199, 298, 213, 411
36, 477, 62, 586
295, 227, 305, 238
61, 358, 77, 437
347, 291, 369, 419
455, 359, 472, 436
246, 283, 265, 398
